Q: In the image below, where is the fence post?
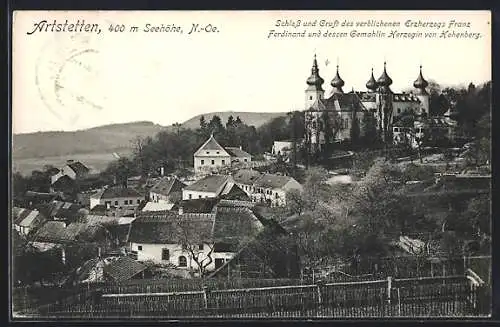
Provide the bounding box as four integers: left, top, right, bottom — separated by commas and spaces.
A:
203, 286, 209, 311
316, 281, 324, 305
386, 276, 392, 305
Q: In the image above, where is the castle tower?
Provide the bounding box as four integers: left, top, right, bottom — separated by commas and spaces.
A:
376, 62, 394, 143
365, 68, 378, 92
305, 54, 325, 109
413, 65, 430, 115
331, 65, 345, 94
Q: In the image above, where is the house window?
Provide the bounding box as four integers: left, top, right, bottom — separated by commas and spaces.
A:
115, 201, 118, 205
124, 200, 128, 205
309, 96, 313, 100
137, 199, 140, 204
178, 256, 187, 267
137, 245, 142, 251
216, 151, 219, 154
222, 160, 225, 165
397, 108, 401, 113
198, 244, 204, 250
211, 160, 215, 165
394, 128, 399, 132
244, 159, 247, 162
189, 194, 192, 199
215, 258, 225, 269
199, 195, 202, 199
275, 193, 279, 199
201, 160, 204, 165
206, 151, 209, 154
162, 248, 170, 261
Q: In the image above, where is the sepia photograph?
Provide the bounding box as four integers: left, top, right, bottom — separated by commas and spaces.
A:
10, 10, 492, 319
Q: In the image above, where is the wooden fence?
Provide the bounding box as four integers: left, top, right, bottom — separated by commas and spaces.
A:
35, 275, 490, 318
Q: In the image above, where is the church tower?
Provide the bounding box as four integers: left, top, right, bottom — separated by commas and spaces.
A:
365, 68, 378, 92
376, 62, 394, 143
413, 65, 430, 115
331, 65, 345, 94
305, 54, 325, 109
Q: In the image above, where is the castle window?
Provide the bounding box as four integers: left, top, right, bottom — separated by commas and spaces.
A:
178, 256, 187, 267
222, 160, 225, 165
211, 160, 215, 165
201, 160, 204, 165
309, 96, 313, 100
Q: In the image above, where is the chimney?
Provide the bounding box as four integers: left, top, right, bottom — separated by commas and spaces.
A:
160, 166, 165, 176
178, 206, 183, 215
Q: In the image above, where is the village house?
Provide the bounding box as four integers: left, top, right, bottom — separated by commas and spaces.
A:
103, 256, 152, 283
127, 203, 264, 272
31, 220, 114, 264
182, 175, 235, 200
12, 207, 47, 236
36, 200, 85, 223
232, 170, 303, 206
149, 177, 186, 203
51, 160, 91, 185
22, 191, 64, 208
90, 186, 144, 211
193, 134, 252, 173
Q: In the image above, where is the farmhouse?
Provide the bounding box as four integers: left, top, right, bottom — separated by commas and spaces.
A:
127, 204, 264, 272
193, 134, 252, 173
182, 175, 234, 200
90, 186, 143, 211
251, 174, 303, 206
149, 177, 186, 203
12, 207, 47, 236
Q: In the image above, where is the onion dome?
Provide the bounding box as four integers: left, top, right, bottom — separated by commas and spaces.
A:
413, 65, 429, 94
366, 68, 378, 91
330, 65, 345, 94
377, 61, 393, 87
306, 54, 324, 91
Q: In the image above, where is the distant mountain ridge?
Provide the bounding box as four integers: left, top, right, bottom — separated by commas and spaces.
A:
12, 112, 286, 160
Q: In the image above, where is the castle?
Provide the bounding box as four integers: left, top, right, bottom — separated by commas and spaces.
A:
303, 55, 456, 151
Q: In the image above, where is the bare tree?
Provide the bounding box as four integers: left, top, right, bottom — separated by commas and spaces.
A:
174, 217, 215, 277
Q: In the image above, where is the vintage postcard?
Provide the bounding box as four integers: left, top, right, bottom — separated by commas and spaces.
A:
11, 10, 491, 319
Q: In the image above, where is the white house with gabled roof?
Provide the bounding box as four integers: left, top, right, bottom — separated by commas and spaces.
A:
193, 134, 252, 173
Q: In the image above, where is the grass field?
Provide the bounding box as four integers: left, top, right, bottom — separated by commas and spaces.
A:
12, 150, 133, 176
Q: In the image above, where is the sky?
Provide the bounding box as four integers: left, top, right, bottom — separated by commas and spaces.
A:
12, 10, 491, 134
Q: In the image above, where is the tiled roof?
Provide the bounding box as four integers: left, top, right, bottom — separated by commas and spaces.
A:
52, 175, 76, 189
129, 206, 264, 247
216, 199, 256, 209
253, 174, 297, 189
212, 206, 263, 246
194, 135, 229, 156
225, 147, 252, 158
34, 221, 106, 244
67, 161, 90, 176
308, 93, 368, 112
92, 187, 142, 199
220, 184, 251, 201
149, 177, 186, 196
173, 198, 220, 213
85, 215, 136, 226
36, 201, 82, 219
232, 169, 262, 185
12, 207, 46, 227
24, 191, 63, 202
183, 175, 230, 193
103, 256, 148, 282
142, 201, 175, 212
128, 213, 215, 244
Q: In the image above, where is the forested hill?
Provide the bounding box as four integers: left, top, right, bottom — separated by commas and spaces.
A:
12, 112, 287, 159
181, 112, 286, 130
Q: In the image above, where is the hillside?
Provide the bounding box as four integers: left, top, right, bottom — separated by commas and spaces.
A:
12, 111, 287, 163
12, 121, 168, 160
181, 112, 287, 130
